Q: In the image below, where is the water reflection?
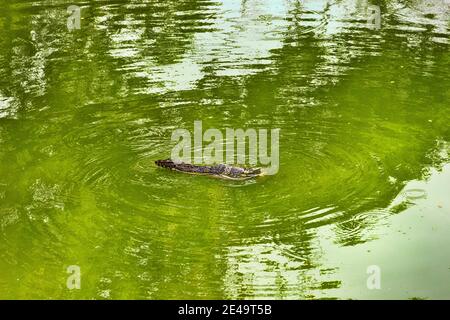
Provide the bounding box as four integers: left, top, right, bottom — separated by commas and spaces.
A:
0, 0, 449, 299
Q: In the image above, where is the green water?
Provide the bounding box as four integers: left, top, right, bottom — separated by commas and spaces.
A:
0, 0, 450, 299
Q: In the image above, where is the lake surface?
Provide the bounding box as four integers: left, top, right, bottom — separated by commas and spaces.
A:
0, 0, 449, 299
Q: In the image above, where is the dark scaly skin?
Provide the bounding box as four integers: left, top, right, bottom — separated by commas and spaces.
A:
155, 159, 261, 180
